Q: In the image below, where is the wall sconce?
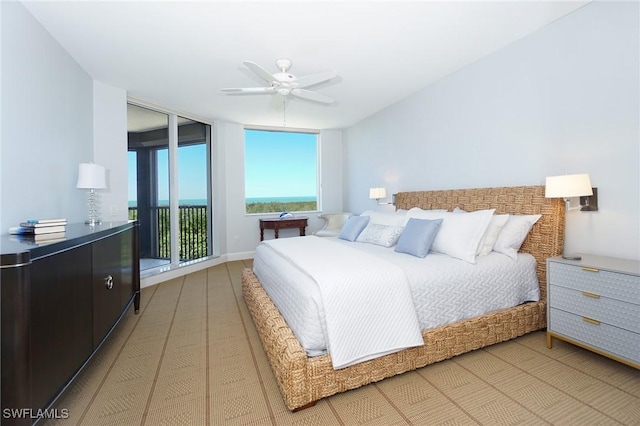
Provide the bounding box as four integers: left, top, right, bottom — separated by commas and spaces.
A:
369, 187, 393, 205
77, 163, 107, 226
545, 174, 595, 210
544, 173, 595, 260
580, 187, 598, 211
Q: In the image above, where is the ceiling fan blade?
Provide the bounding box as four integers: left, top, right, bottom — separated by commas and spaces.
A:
291, 89, 335, 104
243, 61, 276, 83
221, 87, 276, 94
293, 70, 338, 88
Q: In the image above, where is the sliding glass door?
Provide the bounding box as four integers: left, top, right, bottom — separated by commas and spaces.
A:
127, 103, 212, 272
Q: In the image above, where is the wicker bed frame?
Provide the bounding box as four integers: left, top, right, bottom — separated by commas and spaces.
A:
242, 185, 564, 411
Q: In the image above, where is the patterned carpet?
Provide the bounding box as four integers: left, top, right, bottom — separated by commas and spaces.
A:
47, 260, 640, 425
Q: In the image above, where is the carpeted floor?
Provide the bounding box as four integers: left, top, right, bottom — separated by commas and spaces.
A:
47, 260, 640, 425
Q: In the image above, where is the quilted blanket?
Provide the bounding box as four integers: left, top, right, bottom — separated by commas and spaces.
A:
262, 237, 423, 369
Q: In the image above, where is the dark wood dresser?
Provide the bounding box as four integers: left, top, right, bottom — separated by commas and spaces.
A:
0, 221, 140, 425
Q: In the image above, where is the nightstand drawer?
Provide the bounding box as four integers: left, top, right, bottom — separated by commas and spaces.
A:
550, 308, 640, 364
549, 262, 640, 304
549, 285, 640, 333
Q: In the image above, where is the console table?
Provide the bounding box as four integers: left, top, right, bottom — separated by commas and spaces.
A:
259, 217, 308, 241
0, 221, 140, 425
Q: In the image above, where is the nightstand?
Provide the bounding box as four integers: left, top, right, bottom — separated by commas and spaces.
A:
546, 254, 639, 369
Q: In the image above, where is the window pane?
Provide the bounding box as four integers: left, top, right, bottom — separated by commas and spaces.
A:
127, 104, 170, 271
177, 117, 211, 261
245, 129, 318, 213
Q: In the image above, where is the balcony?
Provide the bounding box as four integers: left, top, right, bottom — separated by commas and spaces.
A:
129, 205, 208, 267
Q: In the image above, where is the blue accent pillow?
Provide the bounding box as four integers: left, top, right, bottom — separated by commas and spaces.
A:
338, 215, 370, 242
395, 218, 443, 258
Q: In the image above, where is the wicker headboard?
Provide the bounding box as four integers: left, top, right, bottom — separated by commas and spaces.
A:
394, 185, 565, 299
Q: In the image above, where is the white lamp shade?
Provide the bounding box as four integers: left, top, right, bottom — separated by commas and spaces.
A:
545, 174, 593, 198
369, 187, 387, 199
77, 163, 107, 189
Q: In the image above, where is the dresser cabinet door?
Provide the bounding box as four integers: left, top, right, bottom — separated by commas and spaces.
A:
30, 245, 93, 411
92, 229, 133, 347
1, 259, 30, 420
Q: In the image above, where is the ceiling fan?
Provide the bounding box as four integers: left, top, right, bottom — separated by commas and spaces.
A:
221, 58, 337, 104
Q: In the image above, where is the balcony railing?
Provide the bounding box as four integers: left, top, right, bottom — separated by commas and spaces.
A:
129, 205, 208, 261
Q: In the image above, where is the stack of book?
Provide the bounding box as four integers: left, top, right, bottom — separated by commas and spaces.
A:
9, 218, 67, 243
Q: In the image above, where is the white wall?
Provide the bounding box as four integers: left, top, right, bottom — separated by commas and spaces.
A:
93, 80, 128, 222
344, 1, 639, 261
1, 2, 93, 229
319, 129, 344, 212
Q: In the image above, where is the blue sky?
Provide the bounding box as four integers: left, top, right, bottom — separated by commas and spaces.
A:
128, 144, 207, 202
245, 130, 317, 198
128, 130, 317, 202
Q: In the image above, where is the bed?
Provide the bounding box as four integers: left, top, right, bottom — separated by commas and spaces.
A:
242, 185, 564, 411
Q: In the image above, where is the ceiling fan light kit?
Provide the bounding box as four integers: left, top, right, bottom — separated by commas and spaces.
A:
222, 58, 337, 104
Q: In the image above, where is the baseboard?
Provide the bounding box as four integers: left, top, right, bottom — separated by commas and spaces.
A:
140, 251, 256, 288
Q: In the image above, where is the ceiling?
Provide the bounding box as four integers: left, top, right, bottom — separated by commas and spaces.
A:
23, 1, 590, 130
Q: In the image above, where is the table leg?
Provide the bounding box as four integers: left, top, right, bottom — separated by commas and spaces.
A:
260, 228, 264, 241
300, 226, 305, 236
274, 229, 279, 239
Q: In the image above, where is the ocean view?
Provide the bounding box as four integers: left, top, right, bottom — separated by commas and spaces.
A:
246, 196, 316, 204
128, 199, 207, 207
128, 196, 316, 208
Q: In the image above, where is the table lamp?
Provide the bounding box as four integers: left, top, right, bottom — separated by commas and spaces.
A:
77, 163, 107, 226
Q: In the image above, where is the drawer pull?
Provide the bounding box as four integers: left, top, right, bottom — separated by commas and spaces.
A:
105, 275, 114, 290
582, 316, 601, 326
581, 291, 601, 299
582, 267, 600, 273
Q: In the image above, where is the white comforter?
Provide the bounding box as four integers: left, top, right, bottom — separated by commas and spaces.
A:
253, 236, 540, 363
258, 237, 423, 369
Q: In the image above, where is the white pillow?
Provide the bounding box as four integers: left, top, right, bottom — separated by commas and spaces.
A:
477, 214, 509, 256
356, 223, 403, 247
405, 208, 495, 263
493, 214, 542, 260
360, 210, 405, 227
452, 208, 509, 256
402, 207, 448, 226
452, 207, 509, 256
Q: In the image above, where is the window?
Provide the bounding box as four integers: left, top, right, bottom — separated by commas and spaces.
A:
245, 128, 318, 214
